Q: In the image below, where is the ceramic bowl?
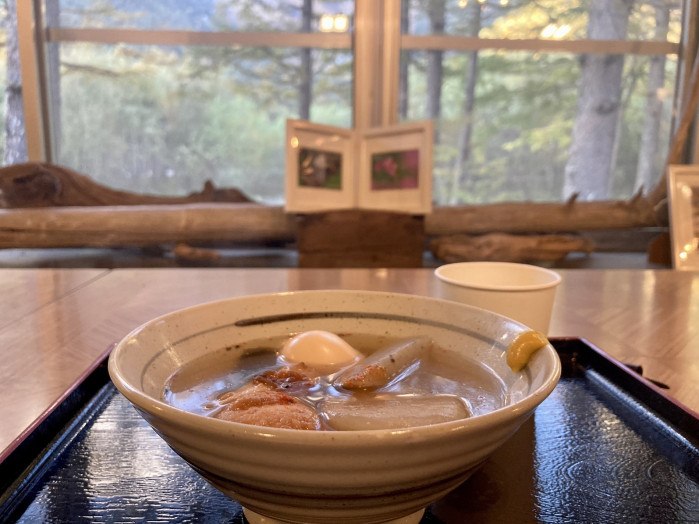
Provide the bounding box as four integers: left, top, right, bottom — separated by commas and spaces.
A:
108, 290, 561, 524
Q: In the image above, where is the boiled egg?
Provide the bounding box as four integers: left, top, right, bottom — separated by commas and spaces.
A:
281, 330, 362, 373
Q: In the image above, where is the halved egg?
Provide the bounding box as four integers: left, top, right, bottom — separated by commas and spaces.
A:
281, 330, 362, 373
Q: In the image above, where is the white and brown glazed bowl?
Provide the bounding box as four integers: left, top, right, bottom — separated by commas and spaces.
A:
108, 290, 561, 524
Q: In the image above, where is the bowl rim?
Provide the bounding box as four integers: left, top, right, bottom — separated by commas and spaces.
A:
108, 289, 562, 443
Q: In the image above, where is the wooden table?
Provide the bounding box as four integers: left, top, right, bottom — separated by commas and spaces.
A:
1, 268, 698, 463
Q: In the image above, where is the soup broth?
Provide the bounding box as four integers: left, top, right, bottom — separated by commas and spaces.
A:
164, 333, 507, 431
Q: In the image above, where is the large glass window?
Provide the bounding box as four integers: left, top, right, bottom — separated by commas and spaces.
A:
43, 1, 354, 204
55, 42, 351, 202
1, 1, 28, 165
400, 0, 684, 203
15, 0, 693, 206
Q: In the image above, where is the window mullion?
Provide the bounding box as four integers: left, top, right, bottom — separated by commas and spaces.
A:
353, 0, 384, 128
381, 0, 401, 126
16, 0, 51, 161
47, 28, 351, 49
401, 35, 677, 55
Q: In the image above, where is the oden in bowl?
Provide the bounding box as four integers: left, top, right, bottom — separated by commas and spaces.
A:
108, 290, 561, 524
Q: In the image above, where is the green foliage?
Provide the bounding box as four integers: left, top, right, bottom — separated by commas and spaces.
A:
56, 34, 351, 203
415, 46, 579, 204
406, 0, 680, 204
58, 42, 287, 201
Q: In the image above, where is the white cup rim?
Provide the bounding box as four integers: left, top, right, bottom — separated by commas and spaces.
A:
434, 261, 562, 292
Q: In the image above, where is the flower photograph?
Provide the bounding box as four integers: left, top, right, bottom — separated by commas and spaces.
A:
370, 149, 419, 190
298, 148, 343, 189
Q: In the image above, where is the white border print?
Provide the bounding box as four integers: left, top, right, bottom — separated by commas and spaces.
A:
286, 119, 433, 215
358, 121, 433, 215
668, 164, 699, 270
285, 119, 355, 213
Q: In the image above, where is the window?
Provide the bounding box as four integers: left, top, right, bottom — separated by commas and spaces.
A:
399, 0, 685, 203
1, 1, 28, 165
33, 1, 354, 203
9, 0, 697, 206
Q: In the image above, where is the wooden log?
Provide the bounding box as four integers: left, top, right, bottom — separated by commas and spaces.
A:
172, 243, 222, 262
0, 162, 254, 207
430, 233, 595, 263
0, 204, 296, 248
425, 194, 662, 236
0, 195, 665, 250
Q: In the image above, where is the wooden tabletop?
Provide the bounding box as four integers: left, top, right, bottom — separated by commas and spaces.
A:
1, 268, 697, 462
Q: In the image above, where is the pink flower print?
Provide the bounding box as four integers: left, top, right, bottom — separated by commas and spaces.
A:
383, 157, 398, 177
374, 156, 398, 178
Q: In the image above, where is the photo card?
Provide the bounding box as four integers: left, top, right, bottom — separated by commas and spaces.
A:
358, 121, 433, 214
285, 119, 355, 213
285, 119, 433, 214
668, 164, 699, 270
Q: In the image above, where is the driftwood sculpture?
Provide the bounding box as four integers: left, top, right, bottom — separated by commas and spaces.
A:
430, 233, 595, 264
0, 162, 254, 207
425, 190, 663, 235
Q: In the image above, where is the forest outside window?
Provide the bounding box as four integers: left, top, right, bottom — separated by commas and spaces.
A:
4, 0, 695, 207
400, 0, 686, 204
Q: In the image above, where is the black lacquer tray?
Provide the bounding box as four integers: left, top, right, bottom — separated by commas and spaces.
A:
1, 338, 697, 523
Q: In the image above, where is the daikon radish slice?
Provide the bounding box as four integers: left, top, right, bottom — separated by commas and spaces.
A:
333, 336, 432, 390
321, 395, 470, 431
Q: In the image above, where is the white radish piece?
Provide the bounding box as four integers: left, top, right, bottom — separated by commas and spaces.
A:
333, 336, 432, 390
321, 395, 471, 431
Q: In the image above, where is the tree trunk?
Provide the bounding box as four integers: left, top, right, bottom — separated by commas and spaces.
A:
3, 0, 28, 165
610, 58, 640, 188
427, 0, 445, 143
563, 0, 634, 201
448, 2, 481, 205
634, 1, 669, 194
299, 0, 313, 120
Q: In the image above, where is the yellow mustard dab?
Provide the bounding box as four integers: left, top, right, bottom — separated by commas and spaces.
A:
506, 330, 549, 373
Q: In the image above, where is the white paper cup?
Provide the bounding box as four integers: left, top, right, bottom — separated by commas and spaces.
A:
434, 262, 561, 334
